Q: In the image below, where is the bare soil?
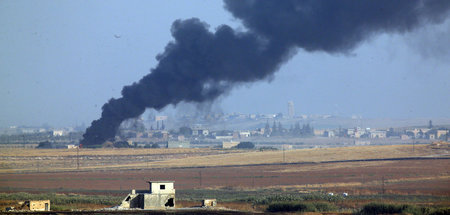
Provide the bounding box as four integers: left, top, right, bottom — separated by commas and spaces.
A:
0, 159, 448, 196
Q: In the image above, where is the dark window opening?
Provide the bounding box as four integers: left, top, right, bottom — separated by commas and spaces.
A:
160, 184, 165, 190
165, 198, 174, 207
125, 196, 131, 201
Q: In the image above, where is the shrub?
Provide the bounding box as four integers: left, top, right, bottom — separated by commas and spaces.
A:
0, 192, 122, 209
267, 202, 312, 212
430, 207, 450, 215
357, 203, 446, 215
113, 141, 131, 148
314, 202, 337, 212
266, 202, 336, 212
236, 142, 255, 149
250, 193, 343, 205
360, 203, 408, 214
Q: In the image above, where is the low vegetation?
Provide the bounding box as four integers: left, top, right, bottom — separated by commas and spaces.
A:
0, 192, 122, 211
1, 190, 449, 212
266, 201, 336, 212
358, 203, 450, 215
265, 201, 450, 214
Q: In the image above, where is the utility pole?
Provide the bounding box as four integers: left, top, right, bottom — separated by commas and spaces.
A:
252, 172, 255, 188
77, 146, 79, 170
283, 146, 286, 163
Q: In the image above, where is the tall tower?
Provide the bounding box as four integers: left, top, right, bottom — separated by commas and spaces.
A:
288, 101, 295, 118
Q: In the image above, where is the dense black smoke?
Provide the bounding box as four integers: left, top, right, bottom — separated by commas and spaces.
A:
81, 0, 450, 147
225, 0, 450, 53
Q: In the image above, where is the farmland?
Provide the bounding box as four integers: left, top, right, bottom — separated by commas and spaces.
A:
0, 144, 444, 173
0, 144, 449, 213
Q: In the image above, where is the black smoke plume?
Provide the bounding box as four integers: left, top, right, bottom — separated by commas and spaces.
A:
81, 0, 450, 147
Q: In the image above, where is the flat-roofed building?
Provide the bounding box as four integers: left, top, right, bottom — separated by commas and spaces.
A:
20, 200, 50, 211
222, 141, 240, 149
120, 181, 175, 210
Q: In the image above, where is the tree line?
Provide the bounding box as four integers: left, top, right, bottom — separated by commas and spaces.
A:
264, 121, 314, 137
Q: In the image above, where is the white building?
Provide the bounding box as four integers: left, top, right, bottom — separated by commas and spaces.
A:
52, 130, 65, 136
239, 131, 251, 138
370, 130, 387, 139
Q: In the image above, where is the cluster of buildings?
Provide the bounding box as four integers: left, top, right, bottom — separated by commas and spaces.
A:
1, 126, 73, 136
315, 126, 449, 140
402, 128, 449, 140
1, 111, 449, 149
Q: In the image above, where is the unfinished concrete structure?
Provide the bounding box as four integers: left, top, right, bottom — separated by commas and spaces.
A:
19, 200, 50, 211
202, 199, 217, 208
119, 181, 175, 210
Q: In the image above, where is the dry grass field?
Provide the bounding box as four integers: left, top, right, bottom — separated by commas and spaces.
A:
0, 144, 448, 196
147, 144, 442, 168
0, 148, 241, 173
0, 148, 211, 157
1, 144, 445, 174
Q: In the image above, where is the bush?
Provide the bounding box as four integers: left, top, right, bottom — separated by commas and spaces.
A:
235, 142, 255, 149
267, 202, 312, 212
430, 207, 450, 215
113, 141, 131, 148
358, 203, 449, 215
314, 202, 337, 212
250, 193, 343, 205
0, 192, 122, 209
266, 202, 336, 212
360, 203, 411, 215
259, 146, 278, 151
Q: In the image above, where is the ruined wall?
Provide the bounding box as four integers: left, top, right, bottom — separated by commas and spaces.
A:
28, 200, 50, 211
143, 193, 175, 209
120, 194, 143, 209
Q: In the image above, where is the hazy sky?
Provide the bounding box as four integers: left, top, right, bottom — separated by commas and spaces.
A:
1, 0, 449, 127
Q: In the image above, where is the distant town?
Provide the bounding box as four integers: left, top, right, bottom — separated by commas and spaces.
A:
1, 103, 449, 150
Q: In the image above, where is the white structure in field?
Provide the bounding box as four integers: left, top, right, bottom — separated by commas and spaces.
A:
222, 141, 240, 149
119, 181, 175, 209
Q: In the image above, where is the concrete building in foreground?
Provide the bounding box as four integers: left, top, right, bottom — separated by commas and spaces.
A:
19, 200, 50, 211
119, 181, 175, 210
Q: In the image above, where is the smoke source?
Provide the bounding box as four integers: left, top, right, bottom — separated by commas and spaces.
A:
81, 0, 450, 147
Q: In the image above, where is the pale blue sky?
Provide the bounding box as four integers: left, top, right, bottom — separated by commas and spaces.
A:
1, 0, 449, 127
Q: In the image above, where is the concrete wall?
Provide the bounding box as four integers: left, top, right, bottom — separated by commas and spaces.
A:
28, 200, 50, 211
150, 182, 175, 194
143, 193, 175, 209
120, 194, 143, 209
120, 182, 176, 210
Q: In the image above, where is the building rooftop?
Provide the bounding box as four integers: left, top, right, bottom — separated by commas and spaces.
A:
147, 181, 174, 183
